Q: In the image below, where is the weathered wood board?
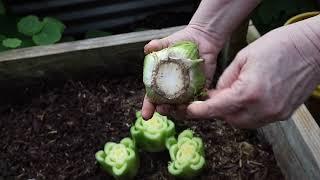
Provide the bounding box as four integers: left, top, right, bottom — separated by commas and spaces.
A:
0, 26, 185, 104
259, 105, 320, 180
0, 26, 184, 104
0, 26, 184, 86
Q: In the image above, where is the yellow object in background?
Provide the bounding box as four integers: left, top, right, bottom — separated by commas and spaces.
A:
284, 11, 320, 99
284, 11, 320, 25
312, 85, 320, 99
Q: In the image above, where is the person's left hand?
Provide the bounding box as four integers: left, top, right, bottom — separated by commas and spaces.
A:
141, 25, 225, 120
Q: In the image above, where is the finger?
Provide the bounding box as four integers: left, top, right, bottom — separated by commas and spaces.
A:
187, 50, 250, 119
144, 38, 170, 54
156, 104, 172, 116
225, 110, 267, 129
186, 84, 244, 119
174, 104, 188, 118
142, 96, 156, 120
143, 28, 195, 54
148, 104, 189, 121
204, 60, 217, 88
217, 51, 247, 89
207, 88, 220, 98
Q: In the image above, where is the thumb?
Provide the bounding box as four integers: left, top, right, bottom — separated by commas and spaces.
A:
144, 38, 171, 54
186, 87, 244, 119
186, 52, 247, 119
216, 50, 247, 89
143, 28, 192, 54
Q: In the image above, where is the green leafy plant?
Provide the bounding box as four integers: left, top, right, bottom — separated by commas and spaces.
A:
130, 111, 175, 152
2, 38, 22, 48
95, 137, 139, 180
43, 17, 65, 33
143, 41, 206, 104
166, 129, 205, 179
17, 16, 65, 46
32, 20, 62, 45
17, 15, 43, 36
0, 14, 66, 52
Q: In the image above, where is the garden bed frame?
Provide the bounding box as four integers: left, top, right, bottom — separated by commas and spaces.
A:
0, 25, 319, 180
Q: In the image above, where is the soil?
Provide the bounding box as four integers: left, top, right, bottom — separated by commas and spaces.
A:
0, 75, 284, 180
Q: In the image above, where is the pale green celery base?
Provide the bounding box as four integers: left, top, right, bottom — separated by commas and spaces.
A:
167, 129, 205, 179
95, 138, 139, 180
130, 113, 176, 152
165, 136, 177, 150
143, 41, 206, 105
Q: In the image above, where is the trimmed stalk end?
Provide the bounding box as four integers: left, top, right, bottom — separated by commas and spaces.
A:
143, 41, 206, 104
151, 58, 190, 101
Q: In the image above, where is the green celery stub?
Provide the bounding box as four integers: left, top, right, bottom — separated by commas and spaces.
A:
130, 111, 176, 152
95, 137, 139, 180
167, 129, 205, 179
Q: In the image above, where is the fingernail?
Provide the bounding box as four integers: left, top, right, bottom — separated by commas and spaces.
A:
192, 101, 204, 104
186, 101, 203, 119
141, 112, 150, 121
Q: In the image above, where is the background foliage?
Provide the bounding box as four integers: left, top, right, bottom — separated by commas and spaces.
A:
251, 0, 319, 34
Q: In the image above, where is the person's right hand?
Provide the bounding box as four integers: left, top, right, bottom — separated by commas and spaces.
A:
141, 25, 225, 120
186, 21, 320, 128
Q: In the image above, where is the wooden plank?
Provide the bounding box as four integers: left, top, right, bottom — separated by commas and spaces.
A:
0, 26, 184, 104
0, 25, 184, 62
0, 26, 184, 80
246, 20, 261, 44
259, 105, 320, 180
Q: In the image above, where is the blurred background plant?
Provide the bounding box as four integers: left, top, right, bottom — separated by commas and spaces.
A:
0, 0, 319, 52
251, 0, 319, 34
0, 0, 67, 51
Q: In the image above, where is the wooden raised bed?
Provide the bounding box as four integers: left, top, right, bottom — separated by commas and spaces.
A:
0, 25, 319, 179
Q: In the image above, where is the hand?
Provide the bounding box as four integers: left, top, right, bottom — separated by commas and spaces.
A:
141, 25, 224, 120
186, 25, 320, 128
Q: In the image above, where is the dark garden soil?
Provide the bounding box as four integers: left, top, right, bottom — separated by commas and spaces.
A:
0, 75, 284, 180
